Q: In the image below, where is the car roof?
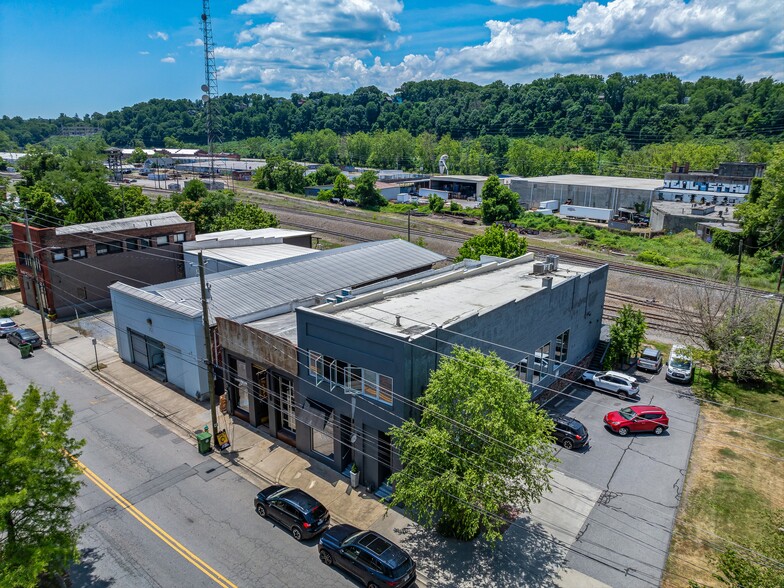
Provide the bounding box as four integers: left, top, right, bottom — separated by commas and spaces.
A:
278, 488, 323, 511
552, 414, 584, 428
641, 348, 660, 357
631, 405, 666, 413
0, 318, 16, 324
604, 370, 635, 380
17, 328, 37, 335
357, 532, 410, 567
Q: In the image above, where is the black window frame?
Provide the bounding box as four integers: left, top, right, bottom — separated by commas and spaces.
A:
71, 246, 87, 259
155, 235, 169, 246
52, 248, 67, 262
125, 238, 138, 250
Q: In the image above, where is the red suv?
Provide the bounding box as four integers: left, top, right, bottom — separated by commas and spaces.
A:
603, 405, 669, 436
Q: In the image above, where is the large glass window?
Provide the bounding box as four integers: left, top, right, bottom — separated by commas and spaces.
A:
52, 249, 67, 262
306, 350, 393, 405
71, 246, 87, 259
311, 409, 335, 460
555, 330, 570, 363
532, 342, 551, 385
156, 235, 169, 246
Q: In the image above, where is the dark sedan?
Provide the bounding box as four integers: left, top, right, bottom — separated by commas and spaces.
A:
318, 524, 416, 588
7, 328, 42, 349
254, 485, 330, 541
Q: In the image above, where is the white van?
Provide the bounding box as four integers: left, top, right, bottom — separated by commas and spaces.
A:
666, 344, 694, 384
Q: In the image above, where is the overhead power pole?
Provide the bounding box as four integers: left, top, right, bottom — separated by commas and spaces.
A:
197, 251, 219, 447
24, 210, 51, 346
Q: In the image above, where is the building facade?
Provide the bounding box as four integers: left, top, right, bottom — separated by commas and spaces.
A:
510, 175, 663, 212
12, 212, 194, 319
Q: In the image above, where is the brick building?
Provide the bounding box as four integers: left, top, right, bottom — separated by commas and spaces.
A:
12, 212, 195, 319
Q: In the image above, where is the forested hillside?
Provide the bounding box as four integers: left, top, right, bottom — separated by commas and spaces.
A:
2, 74, 782, 157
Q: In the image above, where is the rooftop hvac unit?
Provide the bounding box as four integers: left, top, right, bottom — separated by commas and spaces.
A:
335, 295, 345, 303
533, 262, 547, 275
546, 254, 560, 271
341, 288, 353, 298
325, 297, 337, 304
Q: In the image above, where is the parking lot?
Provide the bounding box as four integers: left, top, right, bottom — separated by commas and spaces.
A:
542, 367, 700, 587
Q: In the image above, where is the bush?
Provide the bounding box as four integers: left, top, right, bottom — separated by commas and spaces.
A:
0, 306, 21, 318
575, 223, 598, 240
636, 250, 672, 267
316, 189, 333, 201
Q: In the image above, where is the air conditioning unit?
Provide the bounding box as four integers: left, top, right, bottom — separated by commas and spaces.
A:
341, 288, 353, 298
546, 254, 560, 271
533, 262, 547, 275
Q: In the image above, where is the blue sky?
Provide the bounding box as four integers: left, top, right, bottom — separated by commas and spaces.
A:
1, 0, 781, 119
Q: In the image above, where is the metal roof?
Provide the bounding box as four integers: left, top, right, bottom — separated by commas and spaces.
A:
112, 240, 445, 325
194, 243, 316, 266
514, 174, 663, 190
56, 212, 187, 236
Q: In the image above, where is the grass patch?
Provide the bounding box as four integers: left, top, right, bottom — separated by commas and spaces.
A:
717, 447, 740, 459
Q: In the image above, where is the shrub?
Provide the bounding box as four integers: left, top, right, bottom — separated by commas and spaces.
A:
0, 306, 22, 318
636, 250, 672, 267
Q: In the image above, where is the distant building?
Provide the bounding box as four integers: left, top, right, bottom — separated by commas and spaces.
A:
12, 212, 195, 319
658, 161, 766, 205
695, 220, 743, 244
510, 175, 663, 211
429, 175, 487, 199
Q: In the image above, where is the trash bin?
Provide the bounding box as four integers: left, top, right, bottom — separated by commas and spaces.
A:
196, 431, 212, 455
19, 343, 32, 359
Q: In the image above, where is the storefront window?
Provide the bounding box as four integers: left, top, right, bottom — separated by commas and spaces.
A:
312, 411, 335, 460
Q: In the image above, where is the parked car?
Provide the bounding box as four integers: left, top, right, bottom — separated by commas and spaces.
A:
318, 524, 417, 588
551, 415, 589, 450
580, 370, 640, 398
637, 347, 663, 373
7, 328, 42, 349
342, 198, 358, 207
254, 485, 330, 541
666, 344, 694, 384
0, 317, 19, 338
604, 405, 669, 436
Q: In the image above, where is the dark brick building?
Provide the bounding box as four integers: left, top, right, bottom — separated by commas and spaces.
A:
12, 212, 195, 319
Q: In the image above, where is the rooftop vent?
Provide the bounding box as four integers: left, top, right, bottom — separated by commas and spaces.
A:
542, 276, 553, 289
533, 262, 548, 275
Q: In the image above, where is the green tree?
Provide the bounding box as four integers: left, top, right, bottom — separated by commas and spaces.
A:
308, 164, 342, 186
182, 179, 208, 201
16, 185, 62, 227
456, 225, 528, 261
128, 147, 148, 164
332, 174, 350, 201
0, 380, 85, 586
213, 201, 279, 231
354, 171, 386, 209
428, 195, 444, 213
480, 176, 521, 225
65, 190, 104, 224
605, 304, 647, 368
388, 346, 556, 544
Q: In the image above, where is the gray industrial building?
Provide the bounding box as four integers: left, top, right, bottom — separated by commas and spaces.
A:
294, 254, 608, 491
511, 174, 664, 212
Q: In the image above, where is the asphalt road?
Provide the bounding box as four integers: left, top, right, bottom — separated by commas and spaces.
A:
544, 368, 700, 587
0, 340, 358, 588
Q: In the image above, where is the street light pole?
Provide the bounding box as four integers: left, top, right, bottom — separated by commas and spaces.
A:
197, 251, 219, 448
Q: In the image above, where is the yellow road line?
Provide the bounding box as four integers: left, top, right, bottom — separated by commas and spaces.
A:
77, 459, 237, 588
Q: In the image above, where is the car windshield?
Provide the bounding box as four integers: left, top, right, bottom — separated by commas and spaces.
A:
343, 530, 365, 546
671, 357, 691, 369
618, 407, 636, 420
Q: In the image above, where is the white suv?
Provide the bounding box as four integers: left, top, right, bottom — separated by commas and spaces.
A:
580, 370, 640, 398
666, 344, 694, 384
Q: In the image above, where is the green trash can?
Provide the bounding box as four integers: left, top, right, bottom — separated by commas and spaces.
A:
19, 343, 32, 359
196, 431, 212, 455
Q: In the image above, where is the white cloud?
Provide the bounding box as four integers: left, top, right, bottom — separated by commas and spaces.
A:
492, 0, 580, 6
216, 0, 781, 96
161, 56, 176, 63
187, 38, 204, 47
138, 51, 150, 55
148, 31, 169, 41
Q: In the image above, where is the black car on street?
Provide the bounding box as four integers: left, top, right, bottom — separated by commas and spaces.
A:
254, 485, 330, 541
318, 524, 416, 588
7, 328, 43, 349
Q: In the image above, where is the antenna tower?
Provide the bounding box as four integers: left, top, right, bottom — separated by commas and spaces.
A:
201, 0, 219, 182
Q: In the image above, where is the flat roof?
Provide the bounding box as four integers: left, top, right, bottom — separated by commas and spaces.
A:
195, 243, 315, 267
111, 239, 446, 325
653, 201, 737, 220
56, 212, 187, 235
431, 175, 487, 183
696, 222, 743, 233
247, 312, 299, 343
515, 175, 663, 191
192, 227, 313, 243
316, 255, 598, 338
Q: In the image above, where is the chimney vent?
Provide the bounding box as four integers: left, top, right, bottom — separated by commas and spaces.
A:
542, 276, 553, 289
395, 315, 402, 327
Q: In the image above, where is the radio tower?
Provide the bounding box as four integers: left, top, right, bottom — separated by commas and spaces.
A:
200, 0, 219, 182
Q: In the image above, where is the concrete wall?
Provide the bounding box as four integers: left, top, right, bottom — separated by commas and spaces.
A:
650, 204, 715, 233
511, 179, 658, 213
111, 289, 207, 398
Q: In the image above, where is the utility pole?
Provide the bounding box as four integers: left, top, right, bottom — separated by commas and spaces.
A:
24, 210, 51, 346
407, 209, 411, 242
198, 251, 219, 448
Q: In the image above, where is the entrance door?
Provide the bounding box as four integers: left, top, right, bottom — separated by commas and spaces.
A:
339, 415, 353, 470
378, 431, 392, 484
253, 366, 270, 428
270, 373, 296, 446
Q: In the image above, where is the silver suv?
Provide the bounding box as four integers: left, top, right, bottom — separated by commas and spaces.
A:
581, 370, 640, 398
666, 345, 694, 384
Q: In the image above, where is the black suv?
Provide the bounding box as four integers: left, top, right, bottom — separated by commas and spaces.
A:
551, 415, 589, 450
319, 524, 416, 588
254, 485, 330, 541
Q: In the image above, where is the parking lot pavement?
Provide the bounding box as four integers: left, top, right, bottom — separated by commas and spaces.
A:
543, 368, 700, 588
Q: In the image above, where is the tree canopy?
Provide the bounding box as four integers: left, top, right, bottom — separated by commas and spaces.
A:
0, 380, 85, 586
480, 176, 521, 225
457, 225, 528, 261
605, 304, 647, 368
388, 346, 556, 544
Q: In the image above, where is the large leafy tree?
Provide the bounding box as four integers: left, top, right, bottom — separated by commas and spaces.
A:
480, 176, 521, 225
389, 346, 556, 544
605, 304, 647, 368
213, 201, 279, 231
456, 224, 527, 261
0, 380, 85, 586
354, 170, 387, 209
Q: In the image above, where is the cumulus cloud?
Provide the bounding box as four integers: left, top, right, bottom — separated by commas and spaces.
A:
149, 31, 169, 41
492, 0, 580, 6
138, 50, 150, 55
187, 38, 204, 47
161, 56, 176, 63
216, 0, 781, 96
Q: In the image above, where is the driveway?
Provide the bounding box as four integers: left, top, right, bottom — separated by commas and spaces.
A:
543, 368, 700, 587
